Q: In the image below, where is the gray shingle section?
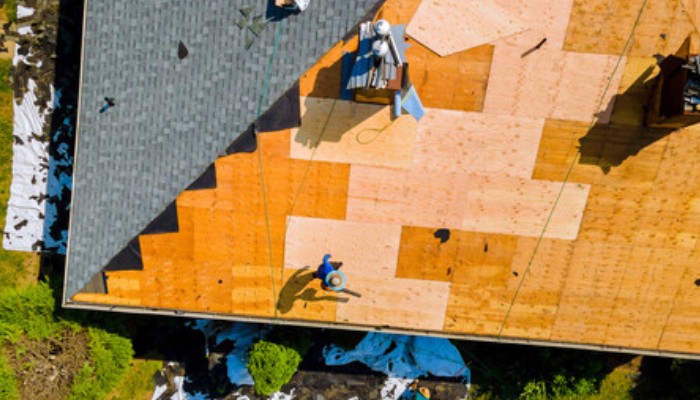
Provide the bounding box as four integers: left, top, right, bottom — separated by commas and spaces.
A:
65, 0, 382, 299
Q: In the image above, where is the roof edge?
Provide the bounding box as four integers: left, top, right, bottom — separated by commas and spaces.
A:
62, 300, 700, 361
62, 0, 90, 303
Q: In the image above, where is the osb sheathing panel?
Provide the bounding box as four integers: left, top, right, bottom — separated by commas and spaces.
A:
335, 275, 451, 331
284, 216, 402, 277
412, 109, 544, 179
564, 0, 700, 56
492, 0, 574, 49
483, 45, 625, 123
407, 0, 527, 56
290, 97, 417, 169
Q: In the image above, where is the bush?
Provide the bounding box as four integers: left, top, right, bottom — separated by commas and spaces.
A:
247, 340, 301, 396
68, 328, 133, 400
0, 353, 18, 400
0, 281, 58, 340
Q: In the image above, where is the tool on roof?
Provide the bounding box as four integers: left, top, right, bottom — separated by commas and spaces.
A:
99, 97, 115, 114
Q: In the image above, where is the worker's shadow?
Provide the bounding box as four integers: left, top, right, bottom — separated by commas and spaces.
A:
579, 66, 676, 174
276, 266, 349, 314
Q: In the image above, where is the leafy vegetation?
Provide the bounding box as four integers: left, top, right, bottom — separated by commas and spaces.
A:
247, 340, 302, 396
68, 328, 133, 400
0, 281, 60, 340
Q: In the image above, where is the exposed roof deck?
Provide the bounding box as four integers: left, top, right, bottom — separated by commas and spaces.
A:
67, 0, 700, 358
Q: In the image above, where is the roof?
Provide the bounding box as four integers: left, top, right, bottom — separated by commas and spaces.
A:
65, 0, 383, 298
67, 0, 700, 359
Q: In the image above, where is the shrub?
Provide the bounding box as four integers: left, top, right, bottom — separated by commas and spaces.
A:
68, 328, 133, 400
0, 353, 18, 400
0, 281, 57, 339
247, 340, 301, 396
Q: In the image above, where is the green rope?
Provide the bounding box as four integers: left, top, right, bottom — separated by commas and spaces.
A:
256, 21, 284, 319
496, 0, 650, 337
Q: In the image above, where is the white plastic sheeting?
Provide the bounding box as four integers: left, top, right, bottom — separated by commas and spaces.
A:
3, 7, 53, 253
324, 332, 472, 384
4, 12, 71, 254
3, 71, 53, 252
17, 5, 34, 18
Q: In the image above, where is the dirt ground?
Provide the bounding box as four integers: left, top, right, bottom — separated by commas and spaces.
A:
4, 328, 90, 400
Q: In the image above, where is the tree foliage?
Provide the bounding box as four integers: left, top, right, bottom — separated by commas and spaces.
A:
247, 340, 301, 396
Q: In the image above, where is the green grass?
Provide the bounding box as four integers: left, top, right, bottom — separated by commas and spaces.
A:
107, 358, 162, 400
0, 352, 19, 400
4, 0, 16, 23
0, 57, 39, 292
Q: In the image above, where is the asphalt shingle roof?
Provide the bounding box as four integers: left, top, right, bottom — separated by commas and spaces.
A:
65, 0, 382, 299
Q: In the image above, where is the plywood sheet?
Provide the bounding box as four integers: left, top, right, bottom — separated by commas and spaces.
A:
299, 39, 358, 99
444, 283, 515, 335
492, 0, 574, 49
495, 237, 574, 339
335, 275, 451, 331
347, 166, 590, 240
405, 40, 495, 112
396, 226, 518, 284
412, 109, 544, 179
532, 119, 670, 187
290, 98, 417, 169
483, 45, 625, 123
683, 0, 700, 33
461, 175, 591, 239
407, 0, 528, 56
564, 0, 700, 56
276, 267, 340, 322
608, 57, 659, 126
284, 216, 402, 277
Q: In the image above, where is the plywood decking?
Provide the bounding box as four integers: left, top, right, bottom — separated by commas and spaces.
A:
483, 45, 625, 123
74, 0, 700, 357
407, 0, 527, 56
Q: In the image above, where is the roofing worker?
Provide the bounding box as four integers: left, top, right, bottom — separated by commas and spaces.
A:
313, 254, 344, 291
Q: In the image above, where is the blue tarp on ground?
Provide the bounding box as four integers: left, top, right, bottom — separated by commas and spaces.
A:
323, 332, 471, 384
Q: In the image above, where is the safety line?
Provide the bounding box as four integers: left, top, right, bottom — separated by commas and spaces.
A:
497, 0, 650, 336
286, 99, 339, 221
257, 21, 284, 319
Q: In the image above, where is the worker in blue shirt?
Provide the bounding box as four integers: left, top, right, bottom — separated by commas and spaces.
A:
314, 254, 342, 290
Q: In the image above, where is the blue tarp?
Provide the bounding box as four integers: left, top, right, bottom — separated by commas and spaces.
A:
323, 332, 471, 384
